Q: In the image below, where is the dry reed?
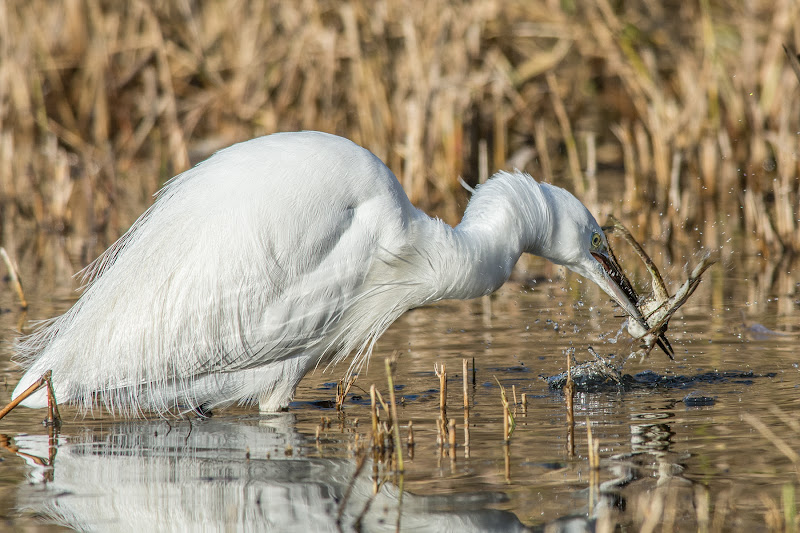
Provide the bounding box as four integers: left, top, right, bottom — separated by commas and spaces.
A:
1, 0, 797, 259
462, 358, 470, 455
335, 375, 356, 411
0, 247, 27, 309
384, 357, 403, 532
434, 362, 447, 444
495, 376, 515, 443
565, 350, 575, 457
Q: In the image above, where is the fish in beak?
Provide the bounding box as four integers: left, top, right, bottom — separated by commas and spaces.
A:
588, 248, 675, 360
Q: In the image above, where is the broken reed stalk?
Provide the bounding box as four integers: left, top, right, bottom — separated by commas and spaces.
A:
462, 359, 469, 411
384, 358, 404, 475
521, 393, 528, 416
384, 358, 404, 533
494, 376, 515, 443
503, 401, 510, 444
436, 362, 447, 416
472, 357, 476, 386
335, 375, 356, 411
0, 247, 27, 310
370, 384, 380, 454
565, 351, 575, 457
370, 389, 393, 463
434, 362, 447, 442
462, 358, 470, 454
498, 377, 513, 482
374, 392, 391, 419
336, 380, 344, 410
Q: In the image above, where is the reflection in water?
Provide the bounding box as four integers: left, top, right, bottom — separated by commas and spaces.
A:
1, 226, 798, 531
10, 416, 528, 532
629, 411, 674, 455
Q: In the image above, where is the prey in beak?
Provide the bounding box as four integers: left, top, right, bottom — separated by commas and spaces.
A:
590, 245, 675, 360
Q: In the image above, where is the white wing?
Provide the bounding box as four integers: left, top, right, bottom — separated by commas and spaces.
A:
14, 132, 418, 412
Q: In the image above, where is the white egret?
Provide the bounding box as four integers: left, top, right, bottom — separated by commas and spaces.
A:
11, 131, 665, 417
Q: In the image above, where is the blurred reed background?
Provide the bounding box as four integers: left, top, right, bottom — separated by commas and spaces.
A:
0, 0, 798, 262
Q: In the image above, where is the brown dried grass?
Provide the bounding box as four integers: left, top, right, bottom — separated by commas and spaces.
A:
1, 0, 798, 254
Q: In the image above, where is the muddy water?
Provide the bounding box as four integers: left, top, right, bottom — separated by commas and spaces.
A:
0, 239, 797, 531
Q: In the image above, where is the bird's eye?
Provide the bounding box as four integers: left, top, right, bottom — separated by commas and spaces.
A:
591, 232, 603, 249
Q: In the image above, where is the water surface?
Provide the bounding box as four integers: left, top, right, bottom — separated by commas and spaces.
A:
0, 236, 797, 531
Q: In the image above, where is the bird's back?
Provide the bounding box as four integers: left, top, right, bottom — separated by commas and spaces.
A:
14, 132, 418, 414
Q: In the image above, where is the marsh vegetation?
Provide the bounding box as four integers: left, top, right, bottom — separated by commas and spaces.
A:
1, 1, 799, 531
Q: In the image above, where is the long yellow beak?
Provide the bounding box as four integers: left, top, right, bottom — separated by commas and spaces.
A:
590, 251, 674, 359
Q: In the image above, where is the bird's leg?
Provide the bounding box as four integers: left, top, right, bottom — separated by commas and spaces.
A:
0, 370, 60, 425
45, 371, 62, 428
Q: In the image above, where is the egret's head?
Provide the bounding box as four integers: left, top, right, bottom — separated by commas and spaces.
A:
534, 184, 642, 327
532, 182, 673, 358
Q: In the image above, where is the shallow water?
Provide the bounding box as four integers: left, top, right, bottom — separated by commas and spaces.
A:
0, 235, 798, 531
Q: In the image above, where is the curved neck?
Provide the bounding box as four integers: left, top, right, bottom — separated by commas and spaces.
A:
410, 172, 552, 304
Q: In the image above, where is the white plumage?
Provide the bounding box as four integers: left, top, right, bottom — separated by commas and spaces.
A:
13, 131, 646, 416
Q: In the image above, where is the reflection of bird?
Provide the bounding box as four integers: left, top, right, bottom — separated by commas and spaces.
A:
14, 416, 530, 532
12, 131, 655, 416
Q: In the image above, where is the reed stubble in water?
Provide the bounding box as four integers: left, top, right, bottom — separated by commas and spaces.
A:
462, 358, 470, 457
435, 363, 447, 447
564, 351, 575, 458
